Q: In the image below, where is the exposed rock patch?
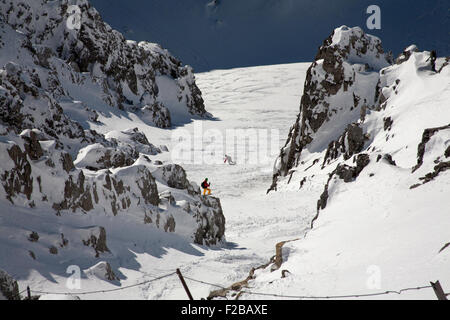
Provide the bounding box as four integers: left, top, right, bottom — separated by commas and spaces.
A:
0, 269, 20, 300
81, 227, 110, 258
412, 125, 450, 173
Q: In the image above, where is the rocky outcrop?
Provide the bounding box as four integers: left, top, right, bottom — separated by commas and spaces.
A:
0, 0, 225, 249
1, 144, 34, 204
0, 5, 209, 182
81, 227, 110, 258
84, 261, 118, 281
0, 126, 225, 244
153, 164, 190, 190
142, 102, 172, 128
322, 123, 368, 167
269, 26, 450, 250
0, 269, 20, 300
193, 196, 226, 246
409, 125, 450, 189
335, 153, 371, 183
269, 26, 392, 192
0, 0, 209, 127
412, 125, 450, 173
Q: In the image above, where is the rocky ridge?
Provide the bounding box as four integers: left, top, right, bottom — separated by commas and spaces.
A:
0, 0, 225, 287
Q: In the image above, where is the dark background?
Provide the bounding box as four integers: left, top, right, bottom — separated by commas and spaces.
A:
90, 0, 450, 72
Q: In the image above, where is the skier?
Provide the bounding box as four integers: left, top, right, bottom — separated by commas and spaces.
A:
224, 154, 236, 165
201, 178, 211, 195
427, 50, 437, 72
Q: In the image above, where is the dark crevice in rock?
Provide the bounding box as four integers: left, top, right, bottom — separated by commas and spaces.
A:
412, 124, 450, 173
313, 154, 370, 228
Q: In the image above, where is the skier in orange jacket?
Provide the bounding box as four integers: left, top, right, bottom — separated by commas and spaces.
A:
201, 178, 211, 195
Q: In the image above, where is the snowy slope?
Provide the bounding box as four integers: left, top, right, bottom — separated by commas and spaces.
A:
1, 61, 312, 300
236, 27, 450, 300
1, 0, 448, 299
0, 0, 226, 299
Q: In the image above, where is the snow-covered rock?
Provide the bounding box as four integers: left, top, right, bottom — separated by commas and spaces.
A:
0, 0, 209, 135
269, 26, 392, 191
0, 269, 20, 300
84, 261, 118, 282
241, 27, 450, 300
0, 0, 226, 293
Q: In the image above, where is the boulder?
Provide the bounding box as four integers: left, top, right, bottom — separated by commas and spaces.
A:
84, 261, 118, 282
0, 269, 20, 300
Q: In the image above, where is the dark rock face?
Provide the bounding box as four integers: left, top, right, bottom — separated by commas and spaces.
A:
96, 149, 137, 170
0, 1, 224, 252
410, 125, 450, 188
157, 164, 190, 190
82, 227, 110, 258
322, 123, 368, 167
61, 153, 75, 173
124, 128, 153, 147
193, 196, 226, 246
383, 117, 393, 131
22, 131, 44, 160
335, 154, 370, 182
164, 215, 176, 233
0, 269, 20, 300
2, 144, 33, 203
382, 154, 397, 166
269, 26, 391, 192
53, 171, 94, 213
28, 231, 39, 242
103, 262, 119, 281
49, 246, 58, 255
419, 162, 450, 184
345, 125, 366, 158
142, 102, 171, 128
135, 167, 159, 206
412, 124, 450, 173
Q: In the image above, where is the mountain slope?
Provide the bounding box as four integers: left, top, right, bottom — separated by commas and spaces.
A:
232, 27, 450, 300
0, 0, 225, 296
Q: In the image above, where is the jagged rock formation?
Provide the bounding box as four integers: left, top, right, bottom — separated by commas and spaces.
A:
268, 25, 450, 232
410, 124, 450, 189
84, 261, 118, 281
0, 269, 20, 300
269, 26, 392, 192
0, 0, 225, 286
0, 0, 209, 127
223, 27, 450, 300
0, 119, 225, 245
